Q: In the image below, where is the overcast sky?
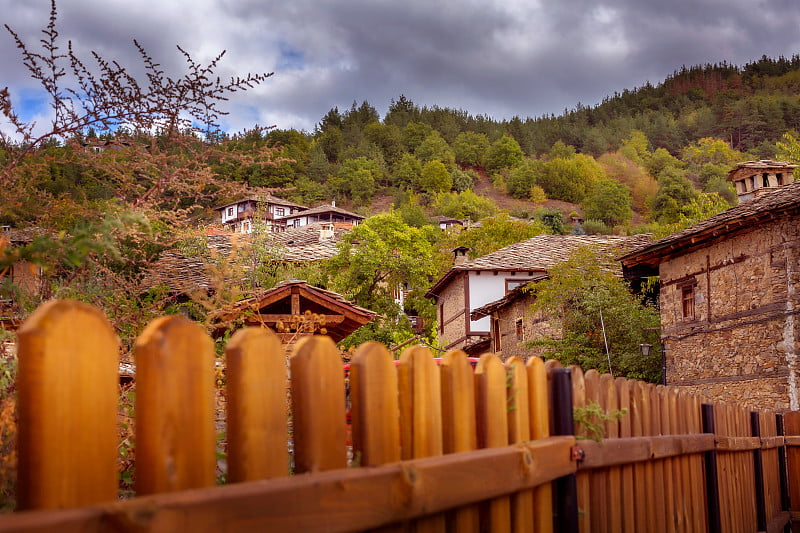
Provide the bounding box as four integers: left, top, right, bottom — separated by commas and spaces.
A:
3, 0, 800, 136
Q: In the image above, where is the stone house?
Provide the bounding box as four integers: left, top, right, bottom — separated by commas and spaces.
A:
620, 178, 800, 409
215, 194, 307, 234
426, 234, 652, 356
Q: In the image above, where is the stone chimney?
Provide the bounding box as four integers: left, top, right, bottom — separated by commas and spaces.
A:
319, 222, 335, 242
452, 246, 470, 266
728, 160, 797, 202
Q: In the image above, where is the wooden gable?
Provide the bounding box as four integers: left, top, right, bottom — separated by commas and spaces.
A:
212, 281, 377, 343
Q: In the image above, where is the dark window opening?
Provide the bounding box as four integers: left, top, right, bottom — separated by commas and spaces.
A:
777, 173, 784, 186
681, 286, 695, 320
515, 318, 524, 341
492, 317, 501, 352
762, 173, 770, 188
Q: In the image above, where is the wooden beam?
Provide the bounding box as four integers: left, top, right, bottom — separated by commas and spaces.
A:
243, 314, 346, 325
0, 437, 576, 533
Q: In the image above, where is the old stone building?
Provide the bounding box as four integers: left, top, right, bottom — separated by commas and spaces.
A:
621, 178, 800, 409
426, 234, 651, 356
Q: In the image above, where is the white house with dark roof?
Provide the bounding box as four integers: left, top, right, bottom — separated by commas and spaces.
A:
215, 194, 307, 233
280, 203, 365, 228
426, 234, 652, 354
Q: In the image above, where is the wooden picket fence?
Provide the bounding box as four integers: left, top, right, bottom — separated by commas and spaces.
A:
1, 298, 799, 532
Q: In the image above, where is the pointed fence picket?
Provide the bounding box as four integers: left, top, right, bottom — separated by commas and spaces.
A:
4, 298, 800, 533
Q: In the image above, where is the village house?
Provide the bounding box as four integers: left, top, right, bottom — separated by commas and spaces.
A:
620, 170, 800, 409
215, 194, 364, 234
215, 194, 307, 234
426, 234, 652, 356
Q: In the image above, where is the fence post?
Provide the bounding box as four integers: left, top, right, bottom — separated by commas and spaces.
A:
16, 300, 119, 510
750, 411, 767, 532
776, 413, 791, 516
551, 367, 578, 533
701, 403, 721, 533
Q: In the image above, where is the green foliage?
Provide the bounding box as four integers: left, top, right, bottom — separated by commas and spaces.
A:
434, 190, 498, 221
619, 130, 650, 165
653, 167, 698, 223
393, 153, 423, 190
776, 132, 800, 163
506, 160, 543, 199
452, 131, 490, 167
582, 219, 612, 235
450, 213, 546, 257
487, 135, 524, 172
548, 141, 577, 160
528, 246, 662, 382
574, 401, 628, 441
537, 208, 565, 235
415, 132, 455, 170
317, 213, 439, 346
419, 160, 452, 194
451, 168, 476, 192
335, 157, 380, 202
652, 192, 731, 237
537, 154, 605, 203
402, 122, 435, 152
581, 178, 633, 227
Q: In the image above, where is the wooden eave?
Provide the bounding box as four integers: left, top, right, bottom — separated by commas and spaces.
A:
211, 282, 376, 342
621, 205, 800, 271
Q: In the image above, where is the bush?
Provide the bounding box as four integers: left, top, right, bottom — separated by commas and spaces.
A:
582, 219, 612, 235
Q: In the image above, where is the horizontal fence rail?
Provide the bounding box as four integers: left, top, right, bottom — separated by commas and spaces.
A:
1, 299, 798, 532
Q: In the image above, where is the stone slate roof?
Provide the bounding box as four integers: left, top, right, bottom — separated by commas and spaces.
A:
141, 224, 351, 293
727, 160, 798, 182
215, 194, 307, 212
426, 233, 652, 298
620, 179, 800, 269
0, 226, 47, 244
280, 204, 365, 221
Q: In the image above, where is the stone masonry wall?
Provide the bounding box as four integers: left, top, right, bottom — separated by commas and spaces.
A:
438, 273, 468, 350
659, 213, 800, 409
495, 296, 561, 363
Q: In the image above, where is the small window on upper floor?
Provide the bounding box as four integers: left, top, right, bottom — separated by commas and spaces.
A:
763, 173, 770, 188
681, 285, 695, 320
227, 207, 234, 217
777, 173, 784, 186
515, 318, 524, 341
505, 278, 532, 294
492, 316, 501, 352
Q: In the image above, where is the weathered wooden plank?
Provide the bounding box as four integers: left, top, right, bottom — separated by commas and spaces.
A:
439, 350, 479, 532
0, 437, 578, 533
569, 365, 591, 532
527, 356, 553, 533
349, 341, 401, 467
577, 434, 716, 468
616, 377, 636, 533
16, 300, 119, 510
505, 357, 533, 533
398, 345, 445, 532
290, 335, 347, 473
225, 327, 288, 482
475, 353, 511, 532
600, 373, 622, 533
135, 315, 216, 495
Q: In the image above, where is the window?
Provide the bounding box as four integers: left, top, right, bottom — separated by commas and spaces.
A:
762, 173, 770, 188
227, 207, 234, 217
505, 278, 532, 293
438, 302, 444, 333
681, 285, 695, 320
275, 207, 285, 216
515, 318, 524, 341
777, 173, 784, 186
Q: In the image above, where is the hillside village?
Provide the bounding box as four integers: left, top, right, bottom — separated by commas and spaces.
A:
5, 6, 800, 525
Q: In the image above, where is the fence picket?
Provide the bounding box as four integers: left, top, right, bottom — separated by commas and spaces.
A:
599, 373, 622, 533
528, 357, 554, 533
349, 341, 401, 466
16, 299, 119, 510
656, 386, 676, 533
440, 350, 479, 532
398, 345, 445, 533
506, 356, 533, 533
584, 369, 608, 533
290, 335, 347, 473
134, 314, 216, 495
475, 353, 511, 532
569, 365, 591, 532
225, 327, 288, 482
615, 377, 636, 533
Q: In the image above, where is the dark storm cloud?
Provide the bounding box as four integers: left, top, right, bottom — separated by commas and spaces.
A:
2, 0, 800, 134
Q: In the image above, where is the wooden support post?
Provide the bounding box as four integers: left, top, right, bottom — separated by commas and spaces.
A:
701, 403, 722, 533
551, 367, 578, 533
750, 411, 767, 532
776, 413, 791, 516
